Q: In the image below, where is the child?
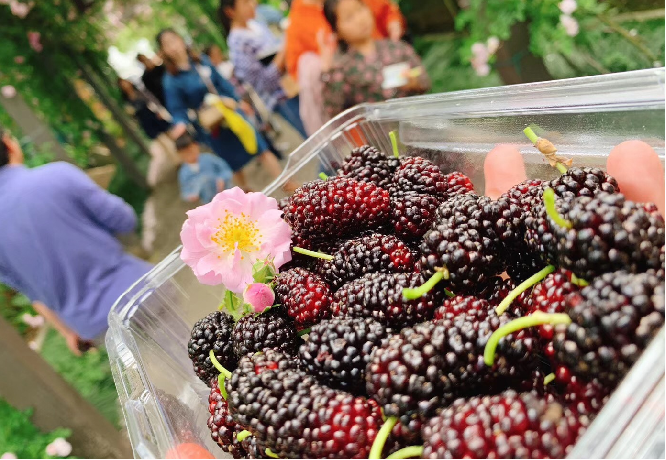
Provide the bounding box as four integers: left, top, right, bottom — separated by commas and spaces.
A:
176, 133, 233, 204
320, 0, 430, 121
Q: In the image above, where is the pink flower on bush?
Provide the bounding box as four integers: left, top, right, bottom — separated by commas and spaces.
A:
1, 453, 17, 459
14, 55, 24, 64
1, 85, 16, 99
560, 14, 579, 37
244, 283, 275, 312
558, 0, 577, 15
180, 187, 292, 293
27, 31, 42, 52
45, 438, 72, 457
10, 0, 30, 18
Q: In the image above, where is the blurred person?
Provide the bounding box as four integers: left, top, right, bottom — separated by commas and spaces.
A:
220, 0, 308, 139
284, 0, 330, 80
255, 2, 285, 26
118, 77, 170, 141
0, 127, 152, 354
157, 29, 295, 191
320, 0, 430, 121
137, 53, 167, 105
204, 43, 236, 81
176, 132, 233, 204
363, 0, 405, 41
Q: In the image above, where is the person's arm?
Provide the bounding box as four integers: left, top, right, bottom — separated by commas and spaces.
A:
57, 163, 137, 234
32, 301, 87, 356
207, 154, 234, 186
321, 63, 347, 121
400, 42, 430, 93
204, 57, 241, 102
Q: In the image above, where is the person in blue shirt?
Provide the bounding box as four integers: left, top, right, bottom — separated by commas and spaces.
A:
157, 28, 296, 192
176, 132, 233, 204
0, 126, 152, 354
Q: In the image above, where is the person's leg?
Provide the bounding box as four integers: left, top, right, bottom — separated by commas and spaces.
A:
233, 170, 251, 192
275, 97, 307, 139
258, 150, 298, 192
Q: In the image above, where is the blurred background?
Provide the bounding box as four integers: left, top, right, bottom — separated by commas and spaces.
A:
0, 0, 664, 458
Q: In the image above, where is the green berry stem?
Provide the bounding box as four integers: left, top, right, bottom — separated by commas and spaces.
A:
444, 289, 455, 298
571, 273, 589, 287
369, 416, 398, 459
402, 268, 449, 300
293, 246, 334, 261
209, 349, 232, 379
389, 130, 400, 158
386, 446, 424, 460
217, 374, 228, 400
319, 172, 329, 180
484, 311, 572, 366
555, 163, 568, 174
236, 430, 252, 442
544, 373, 556, 385
495, 265, 556, 315
543, 188, 573, 230
265, 448, 279, 458
523, 127, 539, 144
298, 327, 311, 337
523, 127, 570, 173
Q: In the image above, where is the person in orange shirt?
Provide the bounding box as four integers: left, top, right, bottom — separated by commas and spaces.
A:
284, 0, 331, 80
363, 0, 405, 41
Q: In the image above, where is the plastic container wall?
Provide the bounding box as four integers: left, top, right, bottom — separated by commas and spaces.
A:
107, 68, 666, 459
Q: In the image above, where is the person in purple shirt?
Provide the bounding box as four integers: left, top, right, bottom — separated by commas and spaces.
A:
0, 127, 152, 354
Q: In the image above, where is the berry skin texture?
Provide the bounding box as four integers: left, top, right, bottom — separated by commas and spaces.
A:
502, 179, 547, 213
433, 295, 492, 321
188, 312, 236, 386
226, 349, 383, 459
232, 307, 299, 358
549, 167, 619, 198
284, 177, 390, 240
299, 317, 389, 393
366, 310, 538, 421
553, 270, 664, 388
338, 145, 395, 188
421, 390, 587, 459
526, 192, 665, 280
390, 191, 441, 240
331, 273, 444, 327
548, 365, 611, 418
317, 233, 415, 290
392, 157, 447, 197
208, 384, 256, 458
421, 194, 504, 293
274, 268, 333, 329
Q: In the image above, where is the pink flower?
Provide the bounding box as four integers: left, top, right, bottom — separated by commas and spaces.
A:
14, 55, 24, 64
45, 438, 72, 457
10, 0, 30, 18
487, 36, 500, 54
27, 31, 42, 52
474, 63, 491, 77
22, 313, 44, 328
1, 85, 16, 99
560, 14, 579, 37
180, 187, 292, 293
558, 0, 577, 15
244, 283, 275, 312
1, 453, 17, 459
471, 42, 488, 59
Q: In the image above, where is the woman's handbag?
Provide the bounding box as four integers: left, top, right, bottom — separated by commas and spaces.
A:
195, 65, 228, 131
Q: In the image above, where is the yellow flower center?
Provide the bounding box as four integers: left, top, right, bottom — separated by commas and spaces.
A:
211, 212, 261, 255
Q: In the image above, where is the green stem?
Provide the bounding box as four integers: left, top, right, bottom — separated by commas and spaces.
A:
265, 448, 279, 458
444, 289, 455, 298
495, 265, 555, 315
319, 172, 329, 180
389, 131, 400, 158
387, 446, 424, 460
298, 328, 311, 336
571, 273, 589, 287
543, 188, 573, 230
484, 312, 572, 366
369, 416, 398, 459
209, 349, 232, 378
523, 127, 539, 144
555, 163, 568, 174
293, 247, 334, 261
217, 373, 228, 400
402, 269, 449, 301
544, 373, 555, 385
236, 430, 252, 442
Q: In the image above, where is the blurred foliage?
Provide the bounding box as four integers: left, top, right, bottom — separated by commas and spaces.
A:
0, 399, 73, 459
40, 329, 120, 427
0, 286, 119, 427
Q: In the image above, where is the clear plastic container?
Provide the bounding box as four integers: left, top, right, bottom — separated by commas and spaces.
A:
107, 68, 666, 459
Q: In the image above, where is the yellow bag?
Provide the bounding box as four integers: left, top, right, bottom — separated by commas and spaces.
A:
211, 99, 258, 155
